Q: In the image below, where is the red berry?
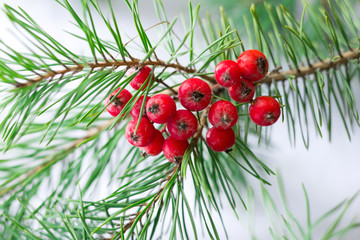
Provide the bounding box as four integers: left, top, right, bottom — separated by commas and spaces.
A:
162, 136, 189, 162
214, 60, 241, 87
104, 88, 132, 117
229, 78, 255, 103
146, 94, 176, 124
237, 49, 268, 82
178, 78, 211, 111
130, 96, 151, 119
167, 110, 198, 140
140, 129, 164, 156
206, 127, 235, 152
128, 66, 153, 90
208, 100, 238, 130
125, 117, 156, 147
249, 96, 280, 126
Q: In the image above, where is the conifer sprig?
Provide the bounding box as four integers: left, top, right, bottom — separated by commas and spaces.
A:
0, 0, 360, 239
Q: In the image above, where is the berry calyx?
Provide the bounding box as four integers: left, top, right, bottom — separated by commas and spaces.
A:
237, 49, 268, 82
167, 110, 198, 140
130, 96, 150, 119
146, 94, 176, 124
214, 60, 241, 87
128, 66, 153, 90
162, 136, 189, 163
140, 129, 164, 156
249, 96, 281, 126
229, 78, 255, 103
208, 100, 238, 130
178, 78, 211, 111
125, 117, 156, 147
104, 88, 133, 117
206, 127, 235, 152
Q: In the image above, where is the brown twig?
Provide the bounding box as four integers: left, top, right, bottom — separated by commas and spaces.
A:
110, 164, 180, 239
16, 48, 359, 89
260, 48, 360, 83
16, 59, 215, 88
0, 120, 113, 197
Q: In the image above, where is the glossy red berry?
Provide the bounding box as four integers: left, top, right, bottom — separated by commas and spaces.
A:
130, 96, 150, 119
214, 60, 241, 87
208, 100, 238, 130
104, 88, 132, 117
237, 49, 268, 82
178, 78, 211, 111
162, 136, 189, 163
206, 127, 235, 152
249, 96, 281, 126
140, 129, 164, 156
229, 78, 255, 103
167, 110, 198, 140
128, 66, 153, 90
146, 94, 176, 124
125, 117, 156, 147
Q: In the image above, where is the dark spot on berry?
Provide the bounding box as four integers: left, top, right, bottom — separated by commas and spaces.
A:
148, 103, 160, 114
222, 72, 231, 82
191, 91, 204, 102
130, 133, 140, 142
265, 112, 274, 120
141, 151, 148, 158
257, 57, 267, 76
177, 121, 188, 130
111, 95, 124, 106
240, 81, 251, 98
220, 114, 231, 124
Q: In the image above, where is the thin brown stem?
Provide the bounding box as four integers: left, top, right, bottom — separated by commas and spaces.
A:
0, 120, 113, 197
260, 48, 360, 83
17, 65, 84, 88
116, 164, 180, 238
18, 48, 359, 89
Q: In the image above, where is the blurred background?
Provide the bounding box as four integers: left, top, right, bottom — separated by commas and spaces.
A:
1, 0, 359, 239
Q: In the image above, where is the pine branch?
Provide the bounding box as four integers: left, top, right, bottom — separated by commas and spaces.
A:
260, 48, 360, 83
15, 58, 216, 88
1, 0, 360, 238
16, 48, 359, 91
115, 164, 180, 238
0, 120, 111, 197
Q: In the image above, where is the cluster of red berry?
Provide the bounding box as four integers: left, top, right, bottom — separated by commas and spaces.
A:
104, 49, 281, 162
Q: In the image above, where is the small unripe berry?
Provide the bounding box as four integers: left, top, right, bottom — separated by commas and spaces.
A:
130, 96, 150, 119
125, 117, 156, 147
206, 127, 235, 152
214, 60, 241, 87
208, 100, 238, 130
128, 66, 153, 90
178, 78, 211, 111
140, 129, 164, 156
249, 96, 281, 126
104, 88, 132, 117
146, 94, 176, 124
167, 110, 198, 140
162, 136, 189, 163
237, 49, 268, 82
229, 78, 255, 103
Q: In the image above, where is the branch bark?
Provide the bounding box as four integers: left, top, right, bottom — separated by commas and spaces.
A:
16, 48, 359, 88
259, 48, 360, 83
